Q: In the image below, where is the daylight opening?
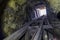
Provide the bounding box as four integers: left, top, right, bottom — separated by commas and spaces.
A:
35, 5, 47, 18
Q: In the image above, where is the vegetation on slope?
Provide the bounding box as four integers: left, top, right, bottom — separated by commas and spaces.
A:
3, 0, 27, 37
48, 0, 60, 13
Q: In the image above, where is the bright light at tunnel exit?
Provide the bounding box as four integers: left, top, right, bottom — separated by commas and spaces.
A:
36, 8, 47, 17
31, 5, 47, 20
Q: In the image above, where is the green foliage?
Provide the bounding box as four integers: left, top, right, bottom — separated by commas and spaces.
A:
48, 0, 60, 13
3, 0, 27, 37
16, 0, 27, 5
8, 0, 16, 10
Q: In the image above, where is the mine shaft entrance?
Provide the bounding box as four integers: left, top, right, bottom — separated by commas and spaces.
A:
28, 4, 47, 21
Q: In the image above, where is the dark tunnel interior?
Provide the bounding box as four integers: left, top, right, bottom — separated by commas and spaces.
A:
57, 12, 60, 20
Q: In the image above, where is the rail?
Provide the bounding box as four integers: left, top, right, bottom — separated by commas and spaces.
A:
31, 16, 53, 40
4, 16, 45, 40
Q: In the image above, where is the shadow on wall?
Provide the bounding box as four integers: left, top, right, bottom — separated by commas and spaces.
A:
57, 12, 60, 20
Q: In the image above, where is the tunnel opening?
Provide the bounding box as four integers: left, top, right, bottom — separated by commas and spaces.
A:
35, 4, 47, 17
26, 3, 47, 21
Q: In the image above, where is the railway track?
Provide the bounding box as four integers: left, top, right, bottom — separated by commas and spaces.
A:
4, 16, 55, 40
